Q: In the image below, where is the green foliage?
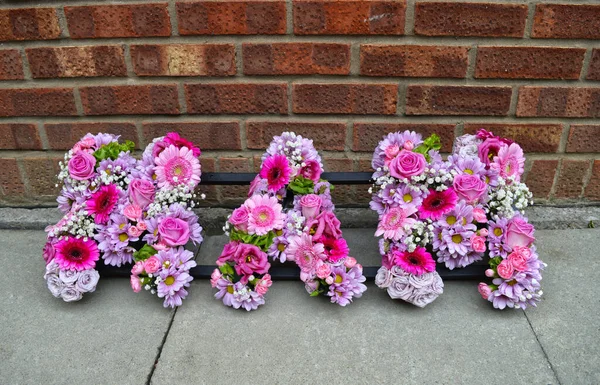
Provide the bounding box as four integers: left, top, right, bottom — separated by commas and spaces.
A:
218, 263, 235, 276
288, 176, 315, 195
133, 244, 157, 262
93, 140, 135, 162
230, 228, 275, 252
413, 133, 441, 162
589, 220, 596, 229
488, 256, 502, 270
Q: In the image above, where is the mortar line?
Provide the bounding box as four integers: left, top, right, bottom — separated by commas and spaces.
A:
523, 310, 562, 385
524, 2, 537, 39
145, 307, 178, 385
581, 159, 594, 197
580, 48, 594, 81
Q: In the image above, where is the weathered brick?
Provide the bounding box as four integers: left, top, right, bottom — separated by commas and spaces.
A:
353, 123, 455, 153
566, 125, 600, 153
0, 88, 76, 117
524, 160, 557, 200
294, 0, 405, 35
21, 157, 62, 197
65, 4, 171, 39
0, 8, 61, 41
406, 86, 511, 116
360, 45, 468, 78
0, 158, 25, 197
177, 1, 286, 35
587, 49, 600, 81
26, 46, 127, 78
464, 124, 563, 153
0, 50, 24, 80
516, 87, 600, 118
532, 4, 600, 39
555, 160, 590, 199
142, 122, 241, 150
293, 83, 397, 115
44, 122, 139, 150
243, 43, 350, 75
323, 156, 355, 204
0, 124, 41, 150
219, 157, 252, 204
246, 121, 347, 150
475, 47, 585, 80
414, 2, 527, 37
196, 156, 218, 206
131, 44, 236, 77
585, 160, 600, 201
185, 83, 287, 114
80, 85, 179, 115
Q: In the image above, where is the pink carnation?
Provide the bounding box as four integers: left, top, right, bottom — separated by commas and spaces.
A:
497, 259, 514, 280
470, 236, 487, 253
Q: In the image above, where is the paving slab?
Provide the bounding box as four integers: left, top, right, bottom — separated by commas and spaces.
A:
0, 230, 174, 385
525, 229, 600, 384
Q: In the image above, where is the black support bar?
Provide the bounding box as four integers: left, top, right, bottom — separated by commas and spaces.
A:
202, 172, 373, 185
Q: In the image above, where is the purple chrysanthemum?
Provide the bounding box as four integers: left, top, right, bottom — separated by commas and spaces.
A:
440, 225, 476, 256
327, 266, 367, 306
95, 212, 137, 266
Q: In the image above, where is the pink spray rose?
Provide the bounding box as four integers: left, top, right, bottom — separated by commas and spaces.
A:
497, 259, 514, 280
72, 137, 95, 153
485, 269, 495, 278
68, 151, 96, 181
151, 139, 169, 158
300, 160, 322, 182
153, 242, 167, 251
512, 246, 532, 260
300, 194, 322, 220
127, 226, 142, 238
472, 208, 488, 223
388, 150, 427, 179
470, 236, 487, 253
325, 276, 334, 285
307, 211, 342, 240
130, 275, 142, 293
129, 179, 155, 209
229, 206, 249, 232
132, 261, 145, 275
137, 221, 147, 231
508, 247, 531, 272
123, 204, 142, 221
384, 144, 401, 166
344, 256, 357, 268
158, 217, 190, 246
255, 274, 272, 295
144, 256, 161, 274
210, 269, 222, 288
453, 174, 487, 203
403, 141, 414, 151
233, 243, 270, 277
478, 283, 492, 299
315, 261, 331, 279
479, 228, 489, 237
506, 216, 535, 248
217, 241, 239, 266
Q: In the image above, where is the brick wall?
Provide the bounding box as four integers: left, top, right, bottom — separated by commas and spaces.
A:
0, 0, 599, 207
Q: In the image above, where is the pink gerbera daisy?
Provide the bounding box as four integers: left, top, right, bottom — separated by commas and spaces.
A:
419, 188, 458, 221
163, 132, 202, 157
259, 155, 291, 192
286, 233, 326, 272
393, 247, 436, 276
375, 206, 418, 241
86, 184, 119, 224
244, 195, 285, 235
320, 236, 350, 263
155, 145, 201, 189
54, 236, 100, 271
493, 143, 525, 182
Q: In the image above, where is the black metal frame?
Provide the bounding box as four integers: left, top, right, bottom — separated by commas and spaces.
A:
98, 171, 485, 281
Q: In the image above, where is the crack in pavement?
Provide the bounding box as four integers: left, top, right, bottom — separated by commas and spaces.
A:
523, 310, 562, 385
146, 307, 179, 385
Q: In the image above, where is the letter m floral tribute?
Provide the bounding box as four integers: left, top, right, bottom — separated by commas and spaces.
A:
370, 130, 545, 309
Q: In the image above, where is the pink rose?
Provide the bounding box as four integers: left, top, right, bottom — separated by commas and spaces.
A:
158, 217, 190, 246
127, 226, 142, 238
132, 261, 145, 275
478, 137, 505, 166
384, 144, 400, 166
325, 276, 334, 285
403, 141, 414, 151
300, 194, 322, 220
137, 222, 147, 231
505, 216, 535, 248
255, 274, 272, 295
210, 269, 222, 288
472, 208, 488, 223
233, 243, 270, 276
144, 256, 161, 274
344, 256, 357, 268
129, 179, 155, 209
300, 160, 322, 182
229, 206, 249, 232
478, 283, 492, 299
388, 150, 427, 179
508, 247, 531, 272
217, 241, 239, 266
485, 269, 495, 278
306, 211, 342, 240
68, 151, 96, 181
453, 174, 487, 203
315, 261, 331, 279
248, 175, 264, 197
470, 236, 487, 253
497, 259, 514, 280
123, 204, 142, 221
152, 139, 169, 158
43, 241, 56, 264
479, 228, 489, 237
512, 246, 532, 260
130, 275, 141, 293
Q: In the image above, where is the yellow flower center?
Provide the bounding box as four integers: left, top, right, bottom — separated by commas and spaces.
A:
462, 218, 467, 225
246, 255, 253, 263
277, 243, 286, 252
485, 176, 490, 183
446, 216, 457, 225
227, 285, 234, 294
452, 234, 463, 244
506, 164, 511, 174
403, 193, 413, 203
119, 223, 125, 229
464, 169, 473, 175
164, 276, 175, 286
259, 213, 268, 221
276, 229, 283, 236
152, 174, 157, 181
119, 233, 128, 242
105, 169, 111, 175
334, 274, 343, 284
508, 279, 517, 286
174, 166, 182, 176
494, 228, 503, 237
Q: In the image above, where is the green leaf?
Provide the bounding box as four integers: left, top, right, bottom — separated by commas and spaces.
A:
412, 134, 441, 163
93, 140, 135, 163
230, 228, 275, 252
219, 263, 235, 276
309, 290, 320, 297
133, 244, 157, 262
488, 256, 503, 270
288, 176, 315, 195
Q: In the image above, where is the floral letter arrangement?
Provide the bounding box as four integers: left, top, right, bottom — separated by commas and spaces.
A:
43, 132, 204, 308
370, 130, 545, 309
212, 132, 367, 310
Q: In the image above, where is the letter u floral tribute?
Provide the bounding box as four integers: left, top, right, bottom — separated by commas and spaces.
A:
212, 132, 367, 310
43, 132, 204, 308
370, 130, 545, 309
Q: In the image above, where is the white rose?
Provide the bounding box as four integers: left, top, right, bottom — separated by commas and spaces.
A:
375, 267, 393, 289
387, 276, 413, 301
76, 269, 100, 293
46, 274, 64, 297
59, 269, 80, 284
60, 286, 83, 302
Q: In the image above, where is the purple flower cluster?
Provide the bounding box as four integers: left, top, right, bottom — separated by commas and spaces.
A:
44, 259, 100, 302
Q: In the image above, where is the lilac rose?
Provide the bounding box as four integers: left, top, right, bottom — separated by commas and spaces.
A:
68, 151, 96, 180
60, 286, 83, 302
453, 174, 487, 202
388, 150, 426, 179
158, 217, 191, 246
129, 179, 155, 208
76, 269, 100, 293
300, 194, 322, 220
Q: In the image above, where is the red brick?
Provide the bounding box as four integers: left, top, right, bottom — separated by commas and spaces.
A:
524, 160, 557, 200
414, 2, 527, 37
80, 85, 179, 115
352, 123, 455, 153
585, 160, 600, 201
142, 122, 241, 150
243, 43, 350, 75
26, 46, 126, 79
475, 47, 585, 80
0, 50, 24, 80
65, 4, 171, 39
0, 124, 41, 150
516, 87, 600, 118
131, 44, 236, 77
294, 0, 405, 35
0, 158, 25, 197
196, 156, 218, 205
0, 88, 76, 117
218, 157, 252, 204
44, 122, 139, 150
177, 1, 286, 35
532, 4, 600, 39
464, 124, 563, 153
0, 8, 61, 41
322, 156, 355, 204
21, 157, 62, 197
185, 83, 287, 114
360, 45, 468, 78
566, 125, 600, 153
587, 49, 600, 81
293, 83, 397, 115
246, 121, 347, 150
406, 86, 511, 116
555, 160, 590, 199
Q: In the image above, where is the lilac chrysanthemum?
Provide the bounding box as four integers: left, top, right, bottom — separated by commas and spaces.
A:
437, 249, 483, 270
84, 132, 119, 149
155, 247, 196, 308
57, 187, 88, 213
440, 225, 476, 256
327, 266, 367, 306
372, 131, 424, 175
448, 154, 487, 178
439, 200, 474, 228
166, 203, 203, 245
488, 217, 509, 243
95, 212, 137, 267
